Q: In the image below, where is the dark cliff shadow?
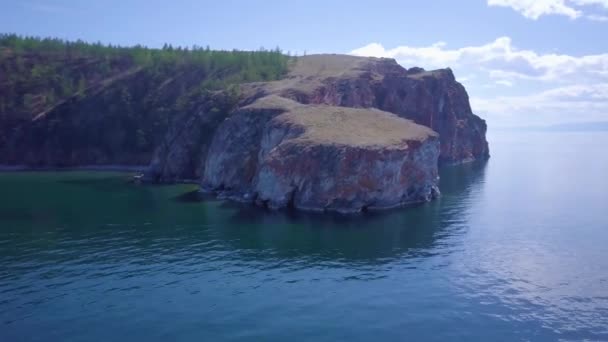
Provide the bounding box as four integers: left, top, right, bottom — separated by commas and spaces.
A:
173, 190, 217, 203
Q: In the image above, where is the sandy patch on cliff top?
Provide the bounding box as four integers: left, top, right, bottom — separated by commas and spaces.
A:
245, 95, 438, 148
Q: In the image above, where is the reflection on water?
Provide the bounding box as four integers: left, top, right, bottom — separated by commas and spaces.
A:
210, 161, 488, 263
1, 132, 607, 341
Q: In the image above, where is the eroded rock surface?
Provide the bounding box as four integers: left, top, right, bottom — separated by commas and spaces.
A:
146, 54, 490, 213
245, 54, 489, 164
144, 91, 235, 182
202, 96, 440, 213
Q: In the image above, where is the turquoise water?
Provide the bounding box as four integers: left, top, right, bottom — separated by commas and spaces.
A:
1, 131, 607, 341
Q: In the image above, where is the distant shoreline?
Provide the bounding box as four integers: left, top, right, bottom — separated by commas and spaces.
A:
0, 165, 147, 172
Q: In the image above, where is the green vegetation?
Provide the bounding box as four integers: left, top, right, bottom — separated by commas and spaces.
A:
0, 33, 290, 166
0, 33, 288, 118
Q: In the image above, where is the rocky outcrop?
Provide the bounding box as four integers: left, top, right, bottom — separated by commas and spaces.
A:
0, 44, 279, 168
142, 54, 489, 213
2, 43, 489, 213
201, 96, 440, 213
144, 91, 237, 182
246, 55, 489, 164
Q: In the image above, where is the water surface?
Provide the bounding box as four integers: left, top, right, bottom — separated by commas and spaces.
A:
1, 131, 607, 341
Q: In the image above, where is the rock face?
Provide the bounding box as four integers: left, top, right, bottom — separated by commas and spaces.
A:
146, 54, 489, 213
202, 96, 440, 213
0, 46, 272, 169
246, 55, 489, 164
144, 92, 235, 182
1, 47, 488, 213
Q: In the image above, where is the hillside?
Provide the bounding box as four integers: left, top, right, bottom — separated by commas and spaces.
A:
0, 35, 489, 212
0, 34, 288, 166
145, 54, 489, 212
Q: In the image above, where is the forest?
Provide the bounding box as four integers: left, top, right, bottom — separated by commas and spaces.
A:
0, 33, 289, 118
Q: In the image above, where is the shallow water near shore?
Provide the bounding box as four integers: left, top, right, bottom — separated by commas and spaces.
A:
1, 131, 607, 341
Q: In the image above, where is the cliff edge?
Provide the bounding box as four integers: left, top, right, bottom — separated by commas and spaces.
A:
0, 41, 488, 213
246, 54, 489, 164
145, 54, 489, 213
202, 95, 439, 213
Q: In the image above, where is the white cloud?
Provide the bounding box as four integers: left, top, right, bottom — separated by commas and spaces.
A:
487, 0, 581, 19
496, 80, 514, 87
487, 0, 608, 20
351, 37, 608, 83
458, 74, 477, 83
571, 0, 608, 9
471, 84, 608, 126
351, 38, 608, 126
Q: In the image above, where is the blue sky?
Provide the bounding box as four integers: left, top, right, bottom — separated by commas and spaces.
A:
2, 0, 608, 127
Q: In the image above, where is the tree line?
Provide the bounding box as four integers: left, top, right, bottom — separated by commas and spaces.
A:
0, 33, 291, 165
0, 33, 290, 116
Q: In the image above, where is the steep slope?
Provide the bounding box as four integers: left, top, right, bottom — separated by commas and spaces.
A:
146, 55, 489, 183
0, 35, 288, 168
201, 96, 440, 213
1, 38, 489, 213
244, 54, 489, 164
143, 54, 489, 212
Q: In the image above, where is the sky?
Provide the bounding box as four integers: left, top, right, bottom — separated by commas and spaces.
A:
1, 0, 608, 127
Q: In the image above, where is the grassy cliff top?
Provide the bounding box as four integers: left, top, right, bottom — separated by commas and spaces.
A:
245, 95, 438, 148
242, 53, 450, 100
288, 54, 393, 78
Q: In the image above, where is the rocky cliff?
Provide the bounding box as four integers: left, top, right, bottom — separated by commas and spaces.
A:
1, 41, 489, 213
245, 55, 489, 164
0, 36, 286, 168
145, 54, 488, 213
201, 96, 439, 213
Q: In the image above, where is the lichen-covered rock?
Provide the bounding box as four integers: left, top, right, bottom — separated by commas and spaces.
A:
202, 96, 440, 213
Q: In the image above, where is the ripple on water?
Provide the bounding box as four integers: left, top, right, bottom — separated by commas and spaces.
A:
1, 143, 608, 342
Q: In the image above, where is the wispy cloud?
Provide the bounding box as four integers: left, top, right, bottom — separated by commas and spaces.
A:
495, 80, 514, 87
351, 37, 608, 84
487, 0, 581, 19
351, 38, 608, 126
487, 0, 608, 21
471, 84, 608, 126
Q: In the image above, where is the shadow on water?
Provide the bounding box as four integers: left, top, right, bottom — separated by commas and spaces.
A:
58, 173, 189, 192
0, 161, 487, 266
174, 190, 217, 203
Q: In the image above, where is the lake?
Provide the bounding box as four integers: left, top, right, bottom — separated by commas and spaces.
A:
1, 131, 607, 341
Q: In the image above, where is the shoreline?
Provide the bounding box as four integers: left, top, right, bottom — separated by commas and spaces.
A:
0, 164, 147, 172
0, 165, 200, 185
